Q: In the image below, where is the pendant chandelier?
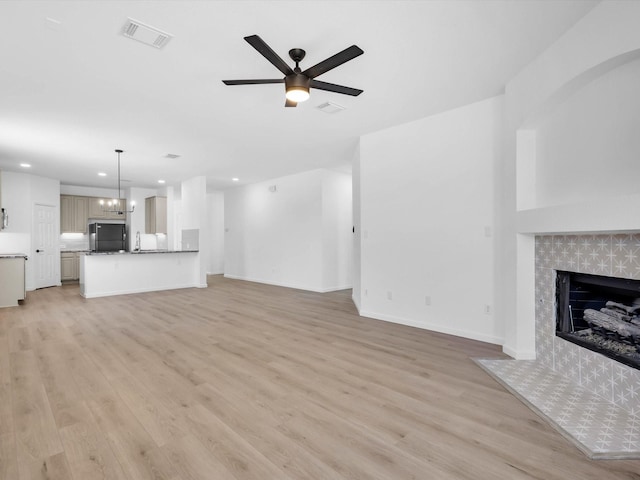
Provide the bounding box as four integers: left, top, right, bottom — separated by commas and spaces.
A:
101, 149, 135, 214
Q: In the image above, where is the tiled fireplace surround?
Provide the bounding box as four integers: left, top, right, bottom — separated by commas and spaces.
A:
477, 233, 640, 458
535, 233, 640, 416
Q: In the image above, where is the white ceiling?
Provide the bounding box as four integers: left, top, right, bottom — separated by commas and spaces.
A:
0, 0, 597, 192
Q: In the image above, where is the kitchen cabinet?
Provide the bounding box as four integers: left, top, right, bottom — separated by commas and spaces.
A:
62, 195, 127, 231
88, 196, 127, 220
88, 196, 106, 219
60, 251, 85, 281
145, 196, 167, 234
60, 252, 75, 280
0, 255, 26, 307
60, 195, 89, 233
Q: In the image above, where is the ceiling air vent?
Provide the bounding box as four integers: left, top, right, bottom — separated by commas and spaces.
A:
122, 18, 173, 49
165, 153, 181, 159
317, 101, 346, 114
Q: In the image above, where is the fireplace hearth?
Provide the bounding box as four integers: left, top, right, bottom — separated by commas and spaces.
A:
556, 270, 640, 370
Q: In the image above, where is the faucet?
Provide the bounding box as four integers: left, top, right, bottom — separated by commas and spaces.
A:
135, 231, 141, 251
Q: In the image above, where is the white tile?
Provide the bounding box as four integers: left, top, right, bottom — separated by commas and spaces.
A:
476, 359, 640, 458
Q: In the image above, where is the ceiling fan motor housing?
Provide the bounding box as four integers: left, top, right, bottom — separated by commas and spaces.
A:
285, 74, 310, 92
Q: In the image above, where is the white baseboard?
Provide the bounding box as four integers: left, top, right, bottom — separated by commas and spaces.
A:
502, 344, 536, 360
81, 283, 201, 299
359, 309, 504, 345
351, 294, 361, 313
223, 274, 351, 293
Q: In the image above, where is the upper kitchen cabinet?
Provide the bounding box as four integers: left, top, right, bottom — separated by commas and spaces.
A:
60, 195, 88, 233
88, 196, 127, 220
88, 196, 106, 219
145, 196, 167, 234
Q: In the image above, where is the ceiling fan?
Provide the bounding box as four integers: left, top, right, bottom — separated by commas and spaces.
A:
222, 35, 364, 107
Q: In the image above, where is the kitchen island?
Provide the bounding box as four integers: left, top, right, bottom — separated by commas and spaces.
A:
80, 250, 204, 298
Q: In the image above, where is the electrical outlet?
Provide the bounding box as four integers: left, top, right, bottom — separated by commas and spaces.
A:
425, 295, 431, 306
387, 291, 393, 300
365, 289, 368, 297
484, 304, 491, 315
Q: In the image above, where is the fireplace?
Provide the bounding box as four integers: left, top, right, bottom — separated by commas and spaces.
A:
556, 270, 640, 370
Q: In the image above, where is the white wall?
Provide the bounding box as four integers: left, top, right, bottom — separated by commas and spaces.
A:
500, 0, 640, 359
224, 168, 352, 293
61, 184, 123, 199
181, 176, 207, 287
322, 170, 352, 291
0, 171, 60, 290
167, 186, 180, 251
127, 187, 159, 251
351, 143, 362, 311
358, 96, 502, 344
206, 191, 224, 274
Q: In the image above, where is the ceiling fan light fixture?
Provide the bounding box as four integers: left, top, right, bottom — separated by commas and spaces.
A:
285, 74, 310, 103
285, 87, 310, 103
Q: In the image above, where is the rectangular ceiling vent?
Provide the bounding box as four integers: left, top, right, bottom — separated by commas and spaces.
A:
122, 18, 173, 49
164, 153, 181, 159
316, 101, 346, 114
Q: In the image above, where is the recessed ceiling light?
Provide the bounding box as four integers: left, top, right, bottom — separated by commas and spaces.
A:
20, 163, 31, 168
158, 179, 166, 184
98, 172, 107, 177
232, 177, 239, 182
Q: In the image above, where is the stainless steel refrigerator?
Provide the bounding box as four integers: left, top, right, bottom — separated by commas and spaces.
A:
89, 223, 127, 252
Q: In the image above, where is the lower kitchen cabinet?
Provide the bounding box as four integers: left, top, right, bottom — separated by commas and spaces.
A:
0, 256, 26, 307
61, 252, 85, 281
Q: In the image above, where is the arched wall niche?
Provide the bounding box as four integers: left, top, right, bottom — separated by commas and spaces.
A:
516, 48, 640, 213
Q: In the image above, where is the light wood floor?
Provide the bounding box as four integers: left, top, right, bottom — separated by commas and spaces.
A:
1, 276, 639, 480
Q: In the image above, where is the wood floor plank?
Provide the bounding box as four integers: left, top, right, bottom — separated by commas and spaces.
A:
106, 373, 188, 448
0, 276, 638, 480
8, 327, 32, 353
10, 350, 63, 468
0, 433, 18, 480
87, 396, 177, 480
59, 421, 130, 480
276, 397, 455, 480
21, 452, 73, 480
182, 403, 295, 480
34, 340, 95, 429
160, 434, 236, 480
191, 383, 340, 480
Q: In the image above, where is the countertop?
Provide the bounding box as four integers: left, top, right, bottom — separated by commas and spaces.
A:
86, 250, 198, 256
0, 253, 28, 259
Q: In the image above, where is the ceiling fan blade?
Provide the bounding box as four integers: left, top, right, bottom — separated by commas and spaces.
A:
302, 45, 364, 79
222, 79, 284, 85
244, 35, 294, 76
310, 79, 363, 96
285, 99, 297, 108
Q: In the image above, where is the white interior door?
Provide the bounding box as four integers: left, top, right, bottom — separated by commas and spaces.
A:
33, 204, 58, 289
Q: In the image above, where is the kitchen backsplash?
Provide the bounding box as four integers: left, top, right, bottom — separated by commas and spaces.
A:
60, 233, 168, 251
60, 233, 89, 251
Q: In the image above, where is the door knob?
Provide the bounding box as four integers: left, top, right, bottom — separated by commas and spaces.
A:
36, 249, 43, 253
